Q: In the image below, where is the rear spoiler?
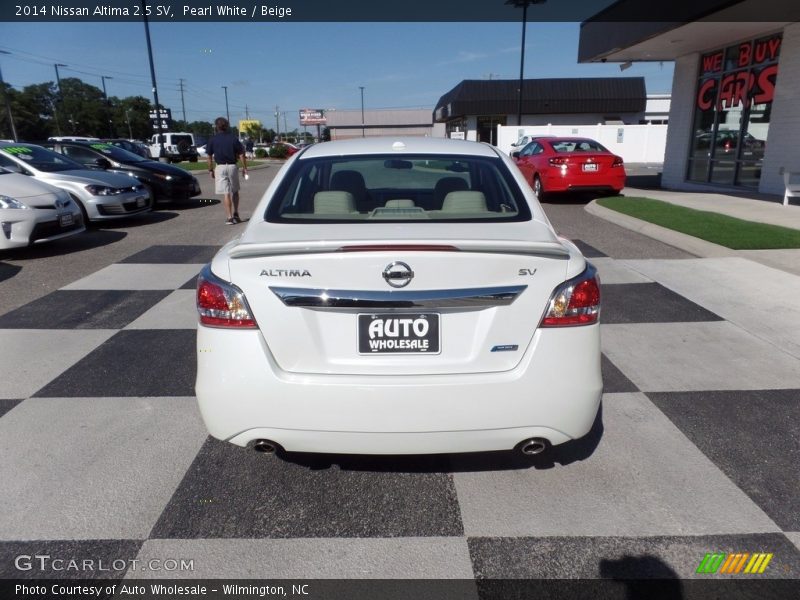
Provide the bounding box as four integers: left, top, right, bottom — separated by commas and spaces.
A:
228, 240, 571, 259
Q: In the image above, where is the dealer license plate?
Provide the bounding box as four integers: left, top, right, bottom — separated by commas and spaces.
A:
358, 313, 440, 354
582, 163, 598, 172
58, 213, 74, 227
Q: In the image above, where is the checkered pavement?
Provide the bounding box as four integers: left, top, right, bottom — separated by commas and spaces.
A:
1, 243, 798, 591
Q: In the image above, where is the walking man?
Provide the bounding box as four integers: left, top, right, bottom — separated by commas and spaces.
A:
206, 116, 247, 224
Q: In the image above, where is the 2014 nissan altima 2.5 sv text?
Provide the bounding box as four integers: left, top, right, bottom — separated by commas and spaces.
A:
195, 137, 602, 458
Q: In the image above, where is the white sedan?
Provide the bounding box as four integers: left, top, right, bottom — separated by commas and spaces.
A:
195, 137, 602, 457
0, 168, 85, 249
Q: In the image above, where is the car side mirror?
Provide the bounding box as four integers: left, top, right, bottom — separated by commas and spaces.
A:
93, 157, 112, 169
511, 152, 521, 159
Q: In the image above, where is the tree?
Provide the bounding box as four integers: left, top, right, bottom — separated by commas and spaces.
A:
58, 77, 107, 136
15, 82, 59, 141
112, 96, 152, 140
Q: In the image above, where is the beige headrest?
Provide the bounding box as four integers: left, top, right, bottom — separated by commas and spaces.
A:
441, 191, 487, 212
384, 199, 416, 208
314, 191, 356, 213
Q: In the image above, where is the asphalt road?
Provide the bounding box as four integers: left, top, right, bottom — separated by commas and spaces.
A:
2, 162, 799, 587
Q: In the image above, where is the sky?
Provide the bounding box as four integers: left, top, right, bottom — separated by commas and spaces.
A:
0, 20, 674, 130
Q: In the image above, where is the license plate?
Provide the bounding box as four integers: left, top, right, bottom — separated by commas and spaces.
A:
58, 213, 74, 227
582, 163, 598, 172
136, 196, 146, 207
358, 313, 440, 354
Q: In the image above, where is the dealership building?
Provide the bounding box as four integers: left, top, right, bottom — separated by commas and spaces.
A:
432, 77, 656, 144
579, 0, 799, 196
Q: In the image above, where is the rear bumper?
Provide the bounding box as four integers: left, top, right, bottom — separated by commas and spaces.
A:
542, 170, 625, 193
195, 323, 603, 455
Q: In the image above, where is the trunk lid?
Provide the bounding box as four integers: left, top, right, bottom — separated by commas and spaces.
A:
227, 222, 574, 375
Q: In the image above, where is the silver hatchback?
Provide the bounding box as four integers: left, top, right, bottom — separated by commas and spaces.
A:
0, 142, 151, 222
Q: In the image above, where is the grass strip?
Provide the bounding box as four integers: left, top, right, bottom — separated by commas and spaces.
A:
178, 160, 264, 172
596, 196, 800, 250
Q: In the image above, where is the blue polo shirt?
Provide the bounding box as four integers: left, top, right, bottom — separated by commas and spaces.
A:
207, 132, 244, 164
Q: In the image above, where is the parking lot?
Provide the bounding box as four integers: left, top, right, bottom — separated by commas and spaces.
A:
1, 163, 799, 595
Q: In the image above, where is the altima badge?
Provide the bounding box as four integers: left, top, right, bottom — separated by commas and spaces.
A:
382, 261, 414, 288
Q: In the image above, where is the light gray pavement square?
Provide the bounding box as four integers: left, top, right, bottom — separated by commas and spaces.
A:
601, 322, 800, 392
124, 290, 198, 330
0, 397, 207, 540
61, 264, 204, 291
453, 393, 779, 537
621, 257, 800, 359
591, 257, 653, 284
0, 329, 116, 399
131, 538, 475, 579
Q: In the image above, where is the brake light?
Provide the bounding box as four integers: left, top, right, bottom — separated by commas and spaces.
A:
611, 156, 624, 168
549, 157, 568, 166
196, 265, 257, 328
339, 245, 459, 252
540, 265, 600, 327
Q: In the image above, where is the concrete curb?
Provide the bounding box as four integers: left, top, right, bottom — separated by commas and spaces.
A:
585, 200, 739, 258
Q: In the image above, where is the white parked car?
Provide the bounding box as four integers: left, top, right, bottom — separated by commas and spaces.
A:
0, 167, 84, 249
195, 137, 602, 457
0, 143, 151, 222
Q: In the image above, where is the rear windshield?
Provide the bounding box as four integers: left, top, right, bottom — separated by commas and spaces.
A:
550, 139, 608, 153
266, 154, 531, 223
84, 143, 148, 162
0, 144, 85, 172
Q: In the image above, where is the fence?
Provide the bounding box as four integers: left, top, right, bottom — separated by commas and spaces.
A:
497, 124, 668, 164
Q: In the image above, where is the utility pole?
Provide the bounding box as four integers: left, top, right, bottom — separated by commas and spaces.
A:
0, 50, 18, 141
178, 78, 187, 123
275, 105, 280, 141
245, 104, 250, 120
100, 75, 114, 137
222, 86, 229, 123
54, 62, 66, 135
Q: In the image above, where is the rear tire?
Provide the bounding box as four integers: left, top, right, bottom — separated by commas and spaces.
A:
532, 176, 544, 201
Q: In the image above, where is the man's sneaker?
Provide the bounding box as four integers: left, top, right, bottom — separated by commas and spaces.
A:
225, 218, 235, 225
232, 213, 241, 223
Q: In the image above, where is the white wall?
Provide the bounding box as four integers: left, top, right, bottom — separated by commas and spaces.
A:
497, 123, 668, 163
661, 53, 699, 188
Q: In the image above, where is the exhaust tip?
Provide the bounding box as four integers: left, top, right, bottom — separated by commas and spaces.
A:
252, 439, 278, 454
516, 437, 549, 456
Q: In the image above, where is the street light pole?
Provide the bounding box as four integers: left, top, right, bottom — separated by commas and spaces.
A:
222, 85, 229, 123
359, 86, 365, 138
141, 0, 166, 160
100, 75, 114, 137
125, 109, 133, 139
0, 50, 18, 142
506, 0, 547, 127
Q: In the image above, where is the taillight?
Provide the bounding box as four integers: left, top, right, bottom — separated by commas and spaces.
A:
196, 264, 257, 328
611, 156, 624, 168
549, 156, 568, 166
540, 265, 600, 327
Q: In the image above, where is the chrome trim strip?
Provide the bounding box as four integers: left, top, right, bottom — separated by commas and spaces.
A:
270, 285, 527, 309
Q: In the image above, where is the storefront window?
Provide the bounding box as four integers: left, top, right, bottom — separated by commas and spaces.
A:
687, 33, 780, 188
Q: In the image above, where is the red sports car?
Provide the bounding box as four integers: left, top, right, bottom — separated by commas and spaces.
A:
513, 137, 626, 199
